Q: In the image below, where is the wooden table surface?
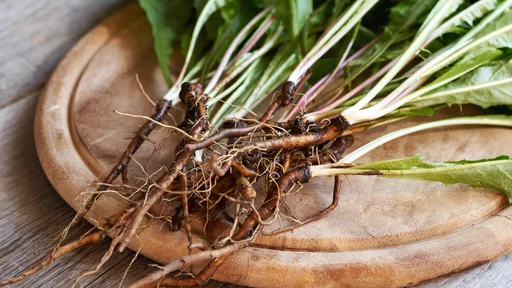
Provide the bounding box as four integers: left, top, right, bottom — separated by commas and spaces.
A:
1, 1, 511, 287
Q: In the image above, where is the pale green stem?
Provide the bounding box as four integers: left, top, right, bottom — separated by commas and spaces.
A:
206, 66, 252, 106
173, 0, 236, 91
285, 22, 361, 121
232, 54, 297, 119
209, 60, 262, 127
210, 26, 283, 96
312, 159, 512, 177
287, 0, 378, 83
347, 23, 512, 124
163, 58, 205, 102
429, 0, 500, 41
204, 8, 271, 93
343, 0, 461, 118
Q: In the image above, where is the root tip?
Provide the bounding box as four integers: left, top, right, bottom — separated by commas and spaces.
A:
118, 243, 127, 253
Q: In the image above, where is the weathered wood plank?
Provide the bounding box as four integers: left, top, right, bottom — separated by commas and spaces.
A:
419, 253, 512, 288
0, 1, 160, 286
0, 93, 154, 288
0, 0, 126, 107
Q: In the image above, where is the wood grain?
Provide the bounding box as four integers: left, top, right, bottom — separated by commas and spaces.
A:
1, 0, 511, 287
0, 0, 125, 108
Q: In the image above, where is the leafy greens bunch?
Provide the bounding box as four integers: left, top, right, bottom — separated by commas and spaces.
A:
141, 0, 512, 198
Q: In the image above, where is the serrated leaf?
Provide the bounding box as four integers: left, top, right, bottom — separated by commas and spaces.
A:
475, 8, 512, 49
412, 59, 512, 108
434, 0, 500, 36
431, 47, 502, 86
350, 156, 512, 200
342, 0, 442, 99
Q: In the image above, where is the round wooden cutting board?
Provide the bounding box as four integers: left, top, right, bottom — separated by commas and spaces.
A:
35, 3, 512, 287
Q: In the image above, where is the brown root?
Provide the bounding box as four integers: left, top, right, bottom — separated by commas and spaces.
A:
184, 81, 298, 153
73, 84, 185, 229
114, 81, 302, 286
233, 165, 312, 240
170, 205, 184, 232
180, 173, 193, 255
242, 116, 349, 155
118, 83, 206, 252
265, 175, 342, 236
234, 171, 256, 199
0, 231, 105, 287
314, 134, 355, 164
99, 98, 174, 190
71, 234, 121, 288
13, 77, 364, 288
231, 160, 258, 178
127, 243, 246, 288
119, 81, 297, 251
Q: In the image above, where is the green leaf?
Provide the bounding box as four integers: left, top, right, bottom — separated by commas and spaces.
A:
434, 0, 500, 37
421, 3, 512, 80
139, 0, 194, 86
200, 2, 247, 81
412, 59, 512, 108
388, 0, 437, 32
310, 58, 337, 82
474, 8, 512, 49
351, 0, 435, 77
274, 0, 313, 39
456, 0, 497, 27
181, 0, 236, 82
351, 156, 512, 200
339, 0, 439, 101
204, 2, 237, 42
338, 115, 512, 164
429, 46, 502, 87
307, 0, 333, 27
